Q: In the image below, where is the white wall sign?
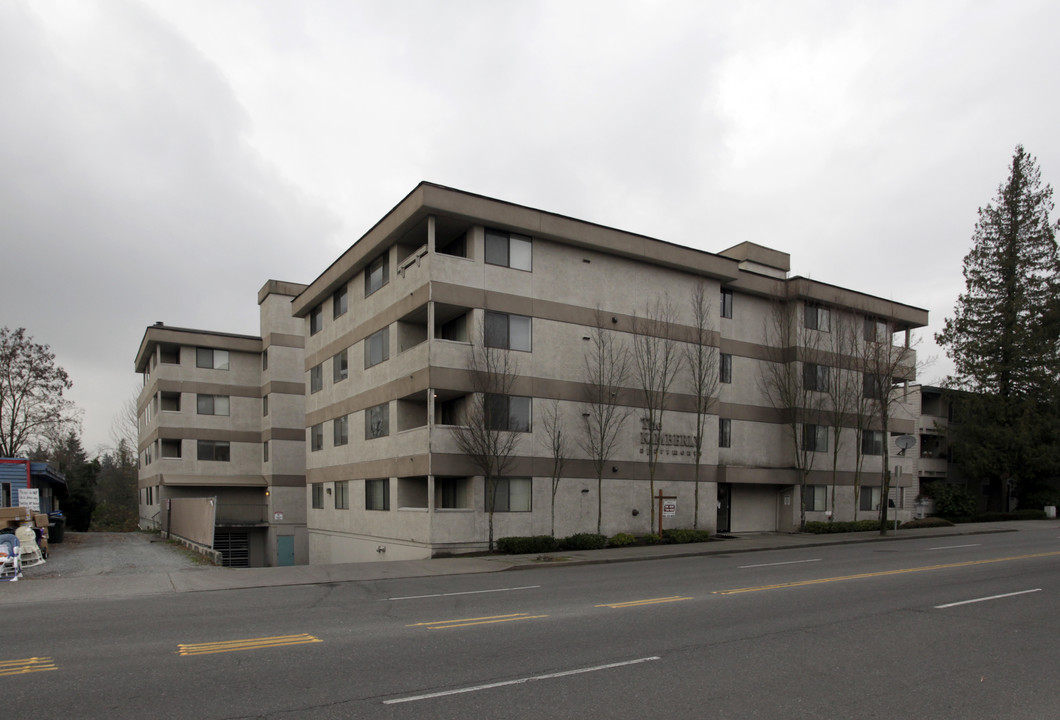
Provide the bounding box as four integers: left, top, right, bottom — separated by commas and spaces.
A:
18, 488, 40, 512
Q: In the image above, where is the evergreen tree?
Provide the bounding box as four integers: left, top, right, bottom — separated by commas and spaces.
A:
936, 145, 1060, 506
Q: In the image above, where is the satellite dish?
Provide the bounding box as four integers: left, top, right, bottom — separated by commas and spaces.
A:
895, 435, 916, 450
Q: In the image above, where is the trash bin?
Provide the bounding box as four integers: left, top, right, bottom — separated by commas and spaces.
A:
48, 512, 65, 543
1046, 506, 1057, 519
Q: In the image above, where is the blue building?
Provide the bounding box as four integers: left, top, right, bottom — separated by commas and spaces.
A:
0, 458, 67, 513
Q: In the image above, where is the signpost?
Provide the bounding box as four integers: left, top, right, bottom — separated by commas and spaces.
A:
656, 491, 677, 537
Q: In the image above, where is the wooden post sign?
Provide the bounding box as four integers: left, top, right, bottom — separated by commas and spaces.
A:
657, 491, 677, 536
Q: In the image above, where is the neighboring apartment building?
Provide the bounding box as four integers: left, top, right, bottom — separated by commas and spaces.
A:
135, 280, 308, 567
290, 182, 929, 563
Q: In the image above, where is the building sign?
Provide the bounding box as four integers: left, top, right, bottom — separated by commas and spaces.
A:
18, 488, 40, 512
662, 498, 677, 518
639, 418, 696, 458
273, 511, 284, 521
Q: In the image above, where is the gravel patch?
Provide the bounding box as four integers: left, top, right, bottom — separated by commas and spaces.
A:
24, 531, 208, 579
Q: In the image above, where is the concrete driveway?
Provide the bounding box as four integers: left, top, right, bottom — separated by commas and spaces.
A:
25, 531, 207, 579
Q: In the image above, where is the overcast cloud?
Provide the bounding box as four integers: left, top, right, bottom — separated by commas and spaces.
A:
2, 0, 1058, 454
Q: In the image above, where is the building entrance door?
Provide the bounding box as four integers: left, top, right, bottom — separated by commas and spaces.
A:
277, 535, 294, 566
717, 482, 731, 533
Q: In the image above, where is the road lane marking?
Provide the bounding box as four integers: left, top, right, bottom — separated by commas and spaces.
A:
0, 657, 57, 676
408, 613, 548, 630
929, 543, 981, 550
713, 551, 1060, 595
596, 596, 692, 608
177, 633, 322, 656
383, 656, 662, 704
739, 558, 822, 569
388, 585, 540, 601
935, 588, 1042, 609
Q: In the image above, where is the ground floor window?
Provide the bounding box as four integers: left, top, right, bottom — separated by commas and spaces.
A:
366, 478, 390, 510
487, 477, 532, 512
859, 486, 882, 512
311, 483, 324, 509
803, 484, 826, 512
437, 477, 470, 508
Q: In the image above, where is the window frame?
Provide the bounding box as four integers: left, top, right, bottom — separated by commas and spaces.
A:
310, 423, 324, 452
333, 284, 348, 319
803, 484, 827, 512
196, 440, 230, 462
859, 485, 882, 511
333, 348, 349, 383
720, 353, 732, 384
309, 304, 323, 335
487, 477, 532, 512
311, 483, 324, 509
719, 418, 732, 448
310, 364, 323, 393
365, 403, 389, 439
196, 394, 230, 416
720, 289, 733, 319
195, 347, 230, 370
803, 363, 830, 392
484, 229, 533, 271
485, 394, 531, 432
805, 304, 831, 332
365, 326, 390, 368
334, 414, 349, 446
803, 423, 829, 453
365, 478, 390, 511
334, 480, 349, 510
862, 430, 884, 456
484, 311, 532, 352
365, 252, 389, 296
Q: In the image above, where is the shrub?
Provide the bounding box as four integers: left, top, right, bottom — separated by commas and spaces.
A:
662, 528, 713, 544
803, 520, 883, 534
560, 533, 608, 550
641, 533, 662, 545
608, 532, 637, 547
968, 509, 1047, 522
899, 517, 954, 529
922, 482, 978, 519
496, 535, 559, 554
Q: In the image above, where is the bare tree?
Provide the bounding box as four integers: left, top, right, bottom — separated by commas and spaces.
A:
110, 385, 141, 454
757, 301, 827, 529
823, 311, 860, 519
541, 398, 569, 538
0, 326, 80, 457
631, 296, 682, 532
448, 332, 521, 551
683, 283, 719, 530
579, 311, 630, 534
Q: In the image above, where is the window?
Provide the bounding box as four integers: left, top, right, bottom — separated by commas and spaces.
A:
803, 424, 828, 452
487, 477, 532, 512
263, 394, 268, 416
160, 391, 180, 412
484, 312, 532, 351
197, 440, 230, 462
439, 313, 468, 341
438, 232, 467, 257
365, 478, 390, 510
333, 349, 348, 383
864, 317, 889, 342
803, 363, 829, 392
437, 477, 470, 508
310, 364, 323, 393
334, 480, 349, 510
262, 349, 268, 371
333, 284, 348, 319
805, 304, 830, 332
720, 289, 733, 319
263, 441, 269, 463
863, 373, 881, 400
196, 348, 229, 370
311, 483, 324, 509
310, 304, 323, 335
310, 423, 324, 452
196, 394, 230, 416
365, 327, 389, 368
484, 229, 532, 271
365, 252, 389, 296
719, 418, 732, 448
862, 430, 884, 456
486, 394, 531, 432
720, 353, 732, 384
334, 415, 349, 446
161, 439, 182, 458
803, 485, 827, 511
859, 486, 882, 512
365, 403, 389, 439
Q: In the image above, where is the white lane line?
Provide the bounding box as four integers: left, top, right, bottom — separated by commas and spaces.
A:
387, 585, 540, 601
739, 559, 821, 569
383, 657, 661, 704
929, 543, 981, 550
935, 588, 1042, 609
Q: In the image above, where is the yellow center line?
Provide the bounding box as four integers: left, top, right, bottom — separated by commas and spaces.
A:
713, 551, 1060, 595
0, 657, 57, 676
178, 633, 322, 656
408, 613, 548, 630
597, 596, 693, 608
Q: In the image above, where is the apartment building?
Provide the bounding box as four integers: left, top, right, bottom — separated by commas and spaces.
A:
291, 183, 929, 563
135, 280, 307, 567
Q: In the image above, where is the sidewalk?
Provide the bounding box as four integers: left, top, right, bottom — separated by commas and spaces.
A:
4, 521, 1048, 605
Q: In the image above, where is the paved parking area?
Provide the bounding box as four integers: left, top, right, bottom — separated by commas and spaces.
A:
25, 531, 206, 579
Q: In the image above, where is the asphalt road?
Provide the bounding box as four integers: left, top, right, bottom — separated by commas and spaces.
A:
3, 527, 1058, 719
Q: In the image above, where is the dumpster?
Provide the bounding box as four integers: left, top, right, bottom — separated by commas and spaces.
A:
48, 512, 65, 543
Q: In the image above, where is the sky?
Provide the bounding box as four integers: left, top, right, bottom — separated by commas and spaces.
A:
2, 0, 1059, 456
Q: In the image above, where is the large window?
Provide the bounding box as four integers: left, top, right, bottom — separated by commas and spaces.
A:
311, 483, 324, 509
333, 284, 348, 319
365, 327, 390, 368
484, 229, 532, 271
862, 430, 884, 456
487, 477, 532, 512
805, 304, 830, 332
720, 289, 733, 319
310, 304, 323, 335
863, 373, 882, 400
365, 479, 390, 510
803, 484, 827, 512
310, 364, 323, 393
334, 415, 349, 446
333, 349, 348, 383
365, 403, 389, 439
859, 486, 882, 512
197, 440, 230, 462
484, 312, 532, 351
365, 252, 389, 296
196, 348, 229, 370
720, 353, 732, 384
335, 480, 349, 510
310, 423, 324, 452
437, 477, 470, 508
803, 363, 829, 392
196, 394, 230, 416
803, 424, 828, 452
719, 418, 732, 448
486, 394, 531, 432
864, 317, 889, 342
